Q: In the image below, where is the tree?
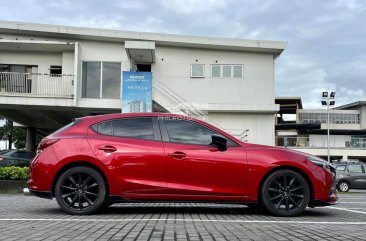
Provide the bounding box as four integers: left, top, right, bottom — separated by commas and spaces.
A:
0, 119, 42, 150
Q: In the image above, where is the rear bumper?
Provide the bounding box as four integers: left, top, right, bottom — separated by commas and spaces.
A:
29, 189, 53, 199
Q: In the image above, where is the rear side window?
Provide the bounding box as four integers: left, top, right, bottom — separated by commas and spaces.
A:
91, 118, 156, 141
113, 118, 154, 140
94, 121, 112, 135
336, 165, 346, 171
348, 164, 364, 173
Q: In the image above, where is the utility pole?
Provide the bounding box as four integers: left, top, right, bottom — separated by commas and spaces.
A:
321, 91, 336, 163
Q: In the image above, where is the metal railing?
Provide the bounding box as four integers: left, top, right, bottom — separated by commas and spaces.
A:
277, 136, 366, 149
0, 72, 74, 98
152, 77, 207, 120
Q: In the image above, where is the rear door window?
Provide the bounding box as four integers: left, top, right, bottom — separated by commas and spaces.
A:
112, 118, 155, 140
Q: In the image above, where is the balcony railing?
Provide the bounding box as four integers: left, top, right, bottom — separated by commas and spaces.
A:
0, 72, 74, 98
277, 136, 366, 149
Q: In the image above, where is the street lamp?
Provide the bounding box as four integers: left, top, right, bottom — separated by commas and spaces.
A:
321, 91, 336, 163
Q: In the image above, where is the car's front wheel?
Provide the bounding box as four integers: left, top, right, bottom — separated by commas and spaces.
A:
55, 166, 107, 215
260, 169, 310, 217
337, 181, 350, 192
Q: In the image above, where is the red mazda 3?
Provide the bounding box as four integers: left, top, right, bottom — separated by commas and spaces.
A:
28, 113, 337, 216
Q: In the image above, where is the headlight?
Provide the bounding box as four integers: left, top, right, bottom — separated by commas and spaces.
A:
307, 156, 336, 173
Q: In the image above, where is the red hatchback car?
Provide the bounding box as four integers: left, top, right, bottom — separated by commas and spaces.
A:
28, 113, 337, 216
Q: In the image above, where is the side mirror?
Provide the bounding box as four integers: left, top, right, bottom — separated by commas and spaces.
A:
211, 135, 227, 152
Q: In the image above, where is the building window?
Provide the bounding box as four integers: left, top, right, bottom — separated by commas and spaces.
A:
50, 65, 62, 75
82, 61, 121, 99
233, 65, 243, 78
211, 65, 221, 78
191, 64, 205, 78
211, 65, 243, 78
299, 112, 360, 124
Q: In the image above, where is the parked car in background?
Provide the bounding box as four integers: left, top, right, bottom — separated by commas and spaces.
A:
0, 149, 13, 155
0, 150, 36, 167
334, 161, 366, 192
28, 113, 337, 216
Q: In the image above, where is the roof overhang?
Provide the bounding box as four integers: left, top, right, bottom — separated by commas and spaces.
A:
125, 41, 155, 63
0, 21, 287, 58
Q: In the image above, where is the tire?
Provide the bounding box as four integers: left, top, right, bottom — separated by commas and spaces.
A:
337, 181, 350, 192
260, 169, 310, 217
55, 166, 107, 215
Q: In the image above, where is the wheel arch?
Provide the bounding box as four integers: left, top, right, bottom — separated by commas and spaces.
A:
258, 165, 314, 204
51, 161, 110, 197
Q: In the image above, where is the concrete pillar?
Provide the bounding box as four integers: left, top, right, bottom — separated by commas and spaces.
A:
342, 155, 348, 161
25, 127, 37, 152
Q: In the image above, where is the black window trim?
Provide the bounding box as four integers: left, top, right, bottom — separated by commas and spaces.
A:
90, 117, 162, 141
159, 118, 240, 147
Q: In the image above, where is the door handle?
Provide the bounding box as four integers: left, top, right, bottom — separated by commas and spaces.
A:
168, 151, 187, 159
98, 145, 117, 152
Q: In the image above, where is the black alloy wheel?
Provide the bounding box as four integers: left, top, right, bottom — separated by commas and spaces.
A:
55, 166, 107, 215
261, 169, 310, 217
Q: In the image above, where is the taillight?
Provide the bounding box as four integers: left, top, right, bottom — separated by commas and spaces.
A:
37, 138, 60, 152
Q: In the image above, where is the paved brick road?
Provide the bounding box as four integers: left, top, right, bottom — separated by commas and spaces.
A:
0, 192, 366, 240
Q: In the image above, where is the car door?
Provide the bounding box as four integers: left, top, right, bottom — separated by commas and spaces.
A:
160, 118, 247, 199
88, 117, 167, 197
346, 164, 366, 189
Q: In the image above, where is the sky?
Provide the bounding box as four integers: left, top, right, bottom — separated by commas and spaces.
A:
1, 0, 366, 108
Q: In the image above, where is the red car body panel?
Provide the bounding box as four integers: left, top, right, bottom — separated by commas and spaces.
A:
28, 113, 337, 206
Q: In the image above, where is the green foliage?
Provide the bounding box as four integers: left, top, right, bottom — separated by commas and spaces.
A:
0, 167, 29, 180
0, 119, 43, 149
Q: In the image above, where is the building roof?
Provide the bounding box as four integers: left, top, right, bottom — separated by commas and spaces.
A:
0, 20, 287, 57
275, 97, 303, 114
335, 101, 366, 110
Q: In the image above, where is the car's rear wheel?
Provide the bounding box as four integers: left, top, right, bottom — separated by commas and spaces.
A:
55, 166, 107, 215
260, 169, 310, 217
337, 181, 350, 192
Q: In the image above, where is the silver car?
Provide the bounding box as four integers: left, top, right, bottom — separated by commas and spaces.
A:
335, 162, 366, 192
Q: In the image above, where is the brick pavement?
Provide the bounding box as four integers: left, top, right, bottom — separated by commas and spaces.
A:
0, 193, 366, 240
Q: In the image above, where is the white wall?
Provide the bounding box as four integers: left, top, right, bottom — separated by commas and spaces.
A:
208, 112, 276, 145
0, 51, 62, 73
62, 51, 74, 75
154, 46, 275, 109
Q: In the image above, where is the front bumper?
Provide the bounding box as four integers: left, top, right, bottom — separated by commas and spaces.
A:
309, 193, 338, 207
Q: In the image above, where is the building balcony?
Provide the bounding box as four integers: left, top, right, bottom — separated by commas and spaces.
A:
277, 136, 366, 149
0, 72, 74, 98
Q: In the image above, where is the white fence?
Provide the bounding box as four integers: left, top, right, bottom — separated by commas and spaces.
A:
0, 72, 74, 98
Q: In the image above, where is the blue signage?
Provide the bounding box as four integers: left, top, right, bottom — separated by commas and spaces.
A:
122, 71, 152, 113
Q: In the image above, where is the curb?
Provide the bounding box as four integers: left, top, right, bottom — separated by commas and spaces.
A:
0, 180, 28, 194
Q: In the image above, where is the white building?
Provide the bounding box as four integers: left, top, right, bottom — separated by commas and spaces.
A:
276, 98, 366, 162
0, 20, 286, 151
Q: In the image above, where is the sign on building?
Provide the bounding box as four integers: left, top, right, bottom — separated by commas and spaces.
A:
122, 71, 152, 113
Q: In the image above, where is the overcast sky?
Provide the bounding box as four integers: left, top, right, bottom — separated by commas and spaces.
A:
1, 0, 365, 108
